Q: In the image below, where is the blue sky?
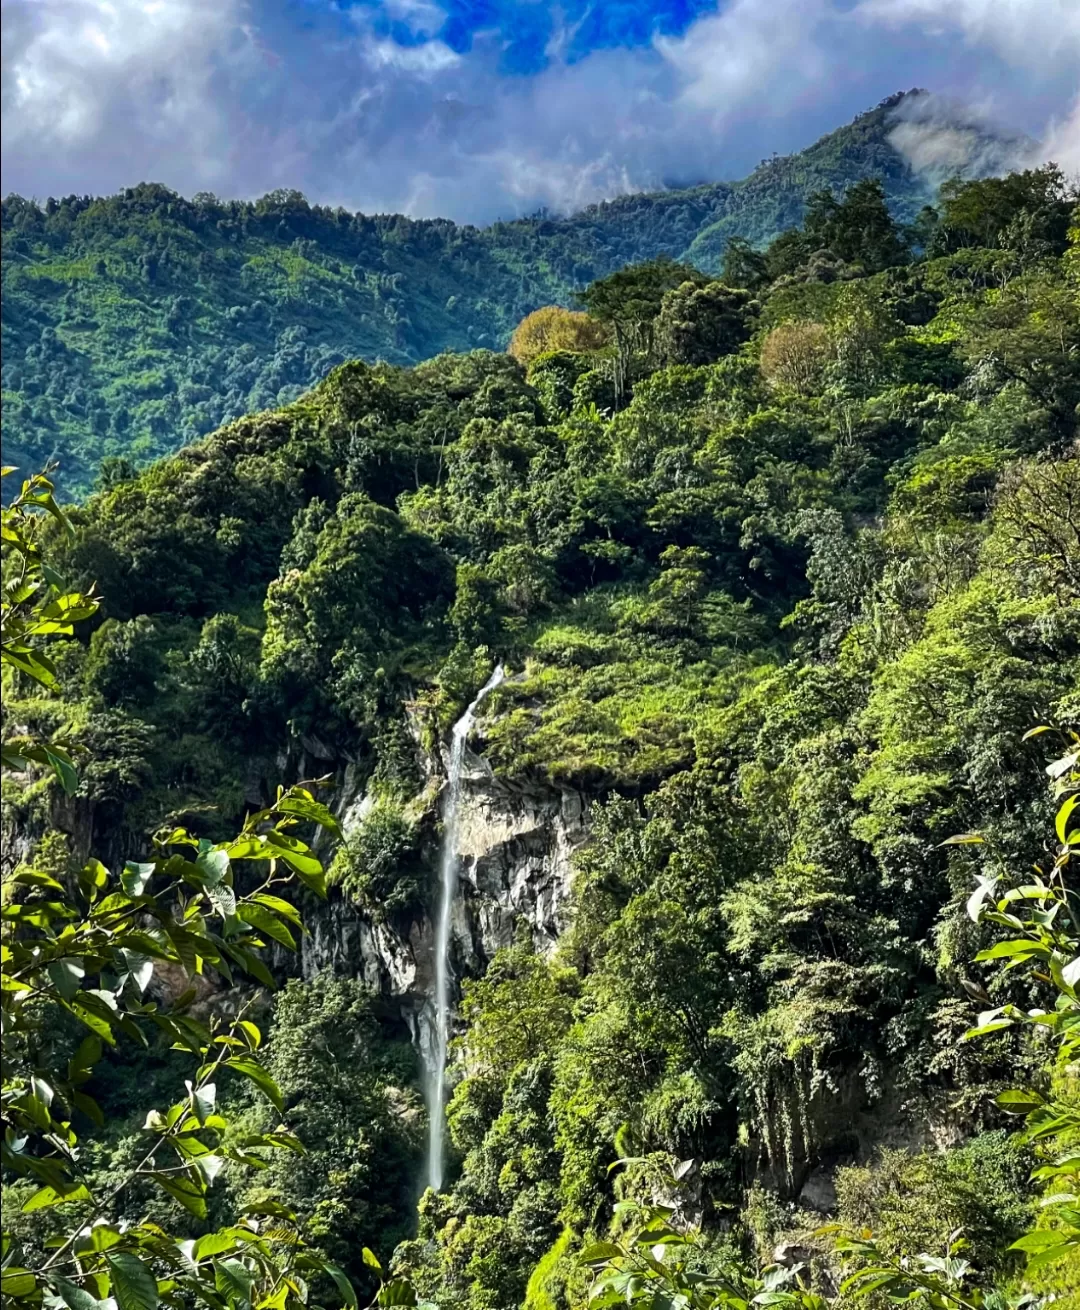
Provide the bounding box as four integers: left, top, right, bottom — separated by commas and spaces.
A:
2, 0, 1078, 222
340, 1, 720, 71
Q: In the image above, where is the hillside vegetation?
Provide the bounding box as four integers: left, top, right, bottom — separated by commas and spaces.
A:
2, 163, 1078, 1309
0, 91, 1016, 497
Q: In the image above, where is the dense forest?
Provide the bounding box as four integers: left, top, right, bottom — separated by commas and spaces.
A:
2, 156, 1078, 1310
0, 90, 1021, 497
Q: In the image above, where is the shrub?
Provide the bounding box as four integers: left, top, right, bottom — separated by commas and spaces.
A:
835, 1133, 1033, 1282
508, 307, 609, 367
655, 281, 754, 366
759, 320, 831, 394
329, 800, 428, 918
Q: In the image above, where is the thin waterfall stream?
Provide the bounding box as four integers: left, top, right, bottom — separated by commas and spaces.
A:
426, 664, 505, 1193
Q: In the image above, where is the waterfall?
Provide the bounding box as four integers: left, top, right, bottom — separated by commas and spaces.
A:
426, 664, 505, 1193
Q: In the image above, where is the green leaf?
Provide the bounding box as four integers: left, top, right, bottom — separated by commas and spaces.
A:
376, 1279, 417, 1307
4, 644, 58, 687
22, 1183, 92, 1212
187, 1081, 217, 1125
213, 1259, 254, 1303
1, 1269, 37, 1299
86, 1225, 122, 1253
163, 923, 199, 976
966, 875, 998, 923
48, 957, 87, 1001
69, 1035, 103, 1078
196, 849, 230, 889
66, 1002, 117, 1045
975, 939, 1048, 961
236, 903, 296, 950
223, 944, 276, 990
1057, 793, 1077, 844
262, 830, 324, 877
194, 1155, 225, 1185
260, 1283, 289, 1310
226, 1057, 284, 1112
10, 867, 65, 892
254, 1129, 305, 1154
193, 1232, 244, 1262
43, 745, 79, 796
223, 836, 271, 862
207, 884, 237, 919
79, 859, 110, 900
242, 1200, 296, 1219
1026, 1241, 1075, 1271
105, 1253, 159, 1310
119, 950, 154, 995
995, 1089, 1045, 1114
51, 1275, 109, 1310
1050, 953, 1077, 997
237, 1020, 262, 1050
1010, 1230, 1066, 1251
251, 894, 303, 928
579, 1243, 623, 1264
153, 1173, 208, 1220
325, 1264, 359, 1310
843, 1272, 897, 1295
275, 794, 341, 838
41, 561, 68, 591
294, 864, 327, 898
72, 1090, 105, 1126
1047, 751, 1078, 781
361, 1249, 383, 1275
121, 863, 155, 897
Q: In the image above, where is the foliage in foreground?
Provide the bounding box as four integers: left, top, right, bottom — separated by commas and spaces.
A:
1, 473, 415, 1310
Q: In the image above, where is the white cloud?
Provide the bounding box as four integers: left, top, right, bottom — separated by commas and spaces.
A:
1041, 94, 1080, 174
857, 0, 1080, 71
2, 0, 257, 188
365, 39, 460, 73
1, 0, 1077, 221
658, 0, 830, 113
884, 91, 1034, 181
4, 0, 246, 138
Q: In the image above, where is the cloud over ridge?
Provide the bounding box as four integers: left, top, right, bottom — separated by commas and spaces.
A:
2, 0, 1077, 223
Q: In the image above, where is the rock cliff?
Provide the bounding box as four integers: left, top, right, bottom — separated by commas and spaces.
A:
300, 722, 591, 1057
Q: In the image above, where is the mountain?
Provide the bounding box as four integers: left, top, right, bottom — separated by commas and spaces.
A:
1, 89, 1021, 496
3, 165, 1076, 1301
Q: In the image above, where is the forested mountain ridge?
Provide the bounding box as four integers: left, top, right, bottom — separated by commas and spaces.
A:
2, 164, 1078, 1306
1, 89, 1024, 497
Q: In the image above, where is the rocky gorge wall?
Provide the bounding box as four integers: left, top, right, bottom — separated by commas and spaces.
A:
301, 722, 591, 1061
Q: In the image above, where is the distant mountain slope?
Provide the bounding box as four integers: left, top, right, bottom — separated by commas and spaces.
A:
0, 90, 1017, 495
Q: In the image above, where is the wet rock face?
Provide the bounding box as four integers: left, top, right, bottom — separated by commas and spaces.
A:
302, 897, 428, 994
300, 742, 590, 1010
456, 763, 589, 963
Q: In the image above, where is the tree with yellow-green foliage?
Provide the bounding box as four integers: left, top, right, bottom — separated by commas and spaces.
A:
758, 319, 831, 393
507, 306, 609, 366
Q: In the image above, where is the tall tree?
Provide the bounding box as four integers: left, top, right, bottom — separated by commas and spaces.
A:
577, 259, 707, 403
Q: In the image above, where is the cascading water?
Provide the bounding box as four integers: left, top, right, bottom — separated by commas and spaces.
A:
425, 664, 505, 1193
